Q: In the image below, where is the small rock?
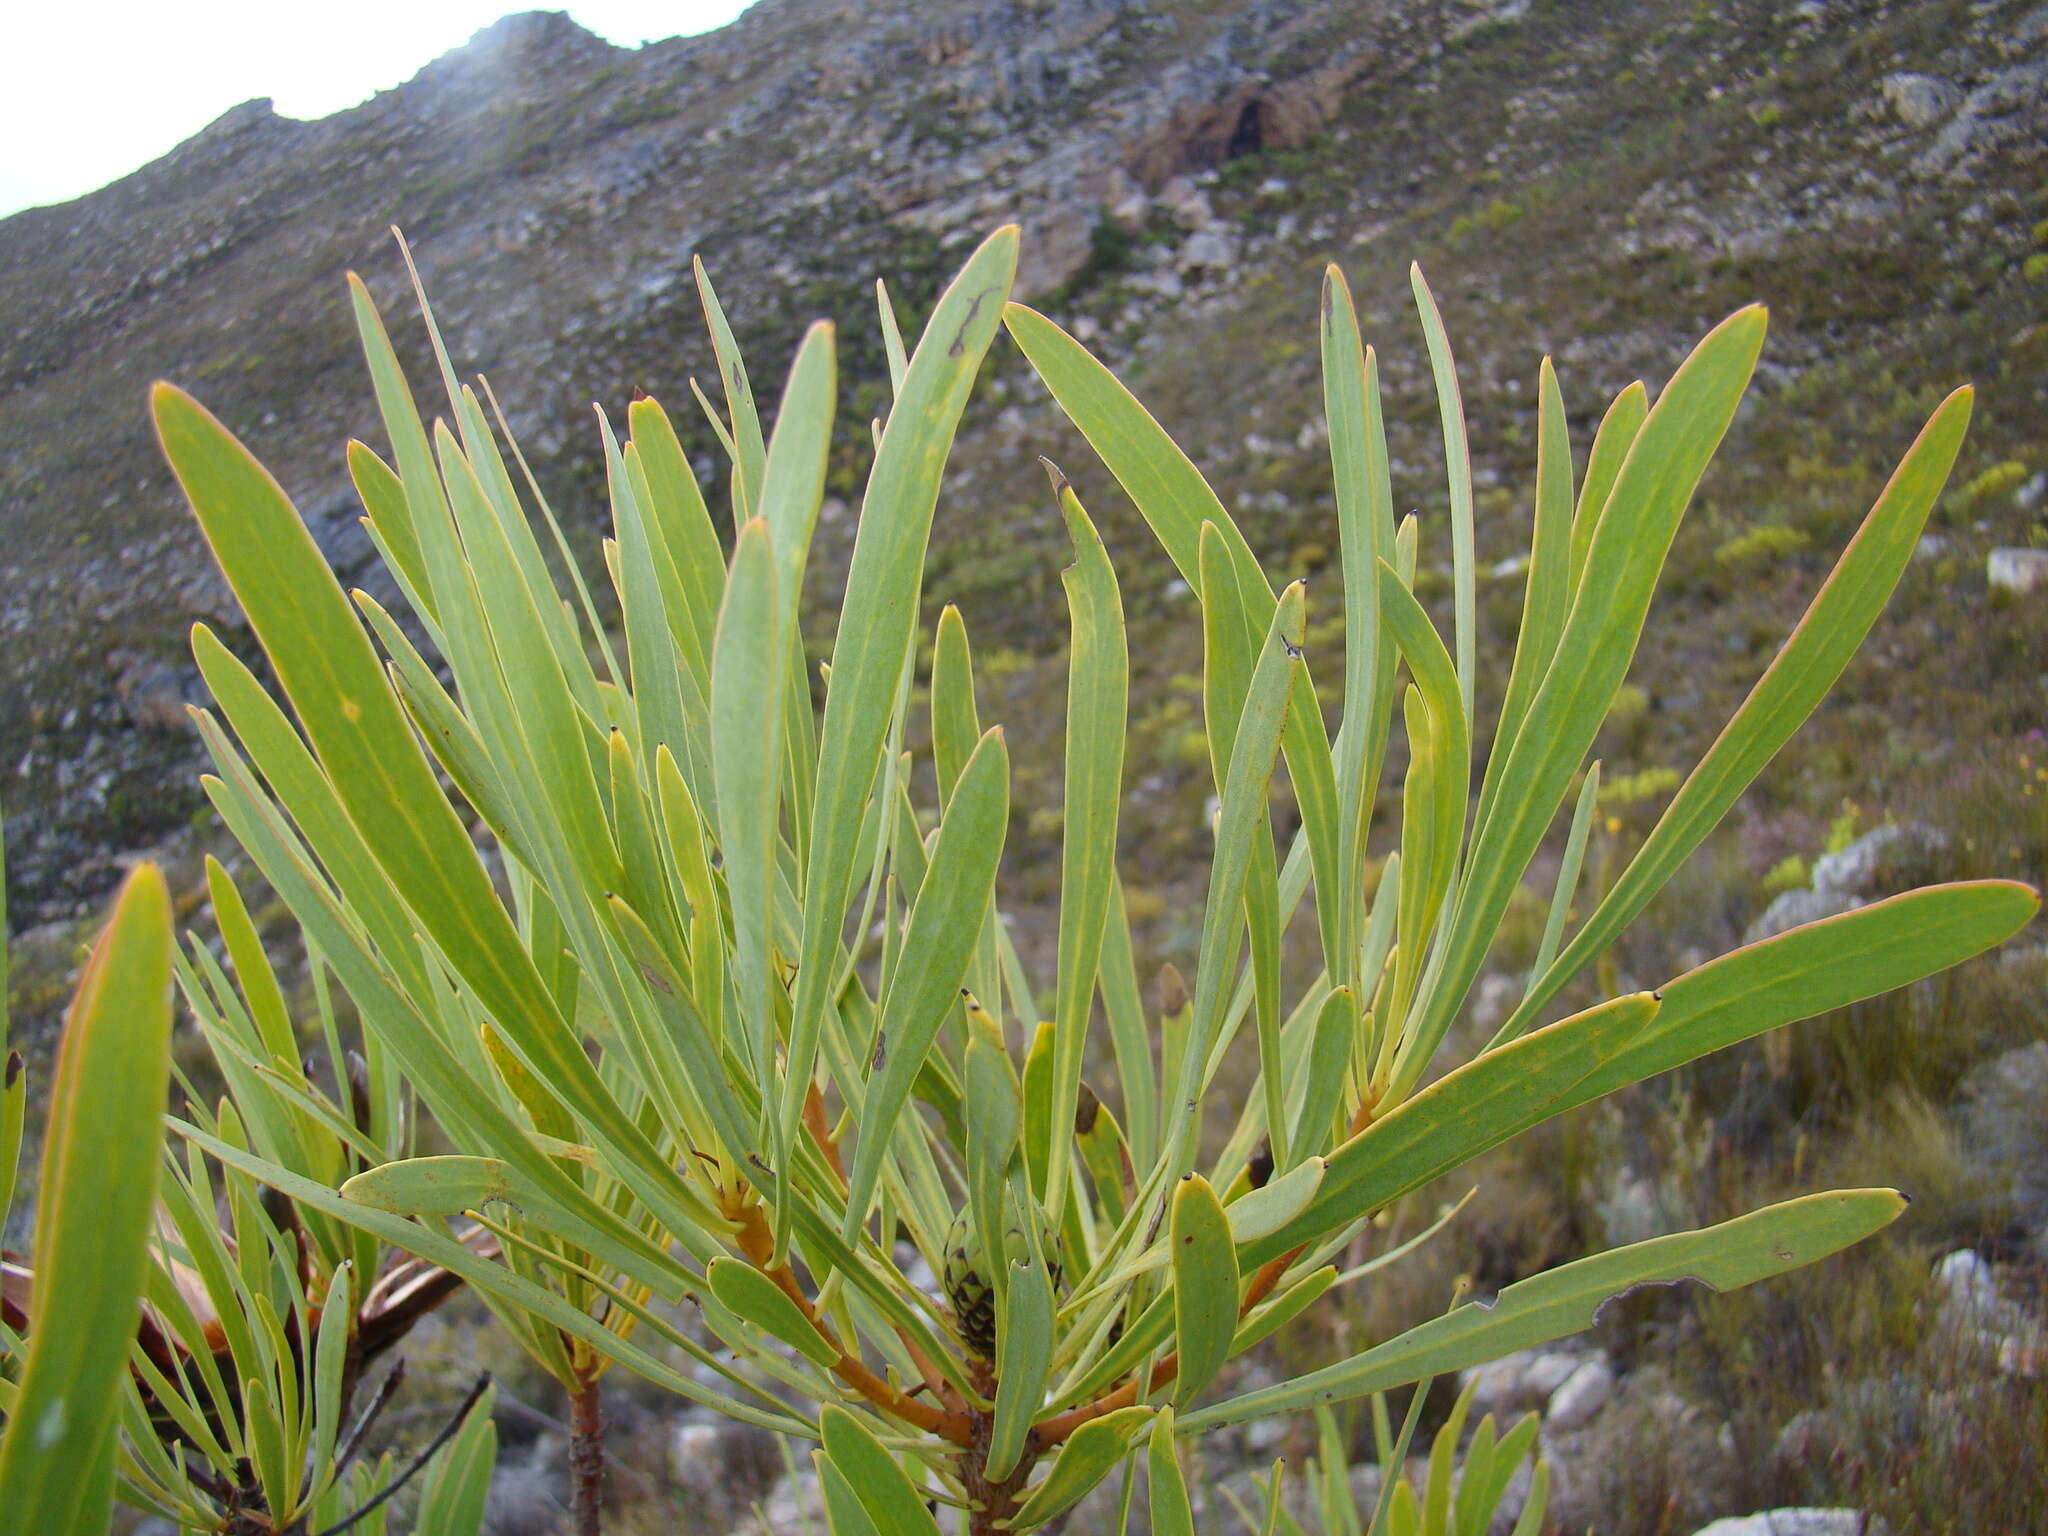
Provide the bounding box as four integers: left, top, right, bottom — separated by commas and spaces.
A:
1959, 1042, 2048, 1247
1746, 885, 1860, 943
1156, 175, 1214, 227
1546, 1354, 1616, 1433
1690, 1511, 1887, 1536
1809, 824, 1947, 899
1880, 72, 1960, 129
1462, 1346, 1582, 1417
1178, 228, 1238, 276
109, 651, 206, 735
1987, 547, 2048, 595
1933, 1248, 1998, 1315
670, 1417, 781, 1525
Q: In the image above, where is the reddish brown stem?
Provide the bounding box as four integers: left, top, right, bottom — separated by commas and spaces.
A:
803, 1081, 847, 1186
729, 1198, 976, 1446
568, 1372, 604, 1536
1029, 1243, 1309, 1449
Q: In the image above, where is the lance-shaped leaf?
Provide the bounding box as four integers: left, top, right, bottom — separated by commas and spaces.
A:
707, 1256, 842, 1371
0, 865, 172, 1534
819, 1407, 945, 1536
964, 996, 1023, 1309
343, 1155, 514, 1216
1044, 465, 1127, 1218
1568, 381, 1649, 596
1410, 265, 1477, 713
412, 1382, 499, 1536
1392, 306, 1767, 1102
1226, 1155, 1325, 1246
781, 225, 1019, 1203
1245, 993, 1659, 1266
988, 1217, 1057, 1482
1480, 355, 1576, 832
1003, 304, 1346, 987
1186, 1189, 1906, 1428
1292, 986, 1354, 1161
819, 1454, 883, 1536
1502, 386, 1976, 1040
712, 517, 787, 1095
1167, 584, 1304, 1176
1148, 1409, 1197, 1536
1170, 1173, 1239, 1405
694, 256, 768, 519
844, 728, 1011, 1234
1322, 267, 1399, 996
1005, 1406, 1154, 1532
155, 385, 695, 1255
1572, 880, 2035, 1105
930, 604, 983, 803
627, 394, 726, 687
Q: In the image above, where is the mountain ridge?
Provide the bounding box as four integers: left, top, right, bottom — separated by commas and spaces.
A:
3, 0, 2044, 935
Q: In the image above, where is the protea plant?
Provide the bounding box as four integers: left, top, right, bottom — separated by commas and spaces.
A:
61, 221, 2031, 1534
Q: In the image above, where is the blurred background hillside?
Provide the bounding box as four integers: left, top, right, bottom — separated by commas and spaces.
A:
3, 1, 2045, 1531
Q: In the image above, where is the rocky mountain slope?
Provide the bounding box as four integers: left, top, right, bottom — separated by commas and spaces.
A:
4, 0, 2043, 938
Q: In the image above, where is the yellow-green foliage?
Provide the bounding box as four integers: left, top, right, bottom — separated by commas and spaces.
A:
1715, 522, 1812, 566
11, 225, 2024, 1536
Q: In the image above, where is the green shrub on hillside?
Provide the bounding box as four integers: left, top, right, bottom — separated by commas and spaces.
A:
3, 225, 2035, 1535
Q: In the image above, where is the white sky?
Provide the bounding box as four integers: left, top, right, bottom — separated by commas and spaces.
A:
0, 1, 754, 217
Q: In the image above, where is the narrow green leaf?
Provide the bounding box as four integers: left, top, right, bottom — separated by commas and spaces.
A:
1099, 879, 1157, 1171
1409, 265, 1476, 713
964, 997, 1024, 1312
988, 1229, 1057, 1482
877, 279, 910, 396
341, 1155, 512, 1216
1167, 585, 1304, 1177
627, 393, 726, 682
931, 604, 983, 803
1187, 1189, 1906, 1428
844, 728, 1011, 1234
1045, 466, 1127, 1219
0, 866, 173, 1535
819, 1406, 945, 1536
1248, 993, 1659, 1265
1567, 382, 1649, 598
1323, 268, 1400, 1003
413, 1383, 498, 1536
1005, 1406, 1153, 1532
1394, 307, 1767, 1102
712, 517, 787, 1096
1291, 987, 1354, 1161
1148, 1409, 1196, 1536
1170, 1173, 1239, 1405
1527, 765, 1599, 994
1575, 880, 2038, 1104
308, 1263, 353, 1505
1504, 387, 1976, 1040
1422, 1377, 1474, 1534
783, 226, 1019, 1204
694, 256, 768, 519
708, 1257, 842, 1371
1480, 355, 1576, 830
